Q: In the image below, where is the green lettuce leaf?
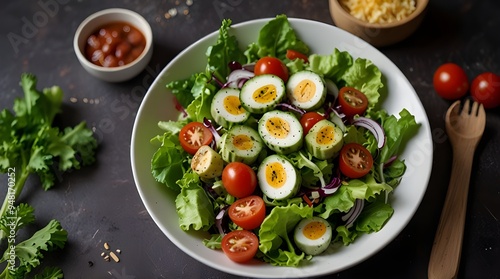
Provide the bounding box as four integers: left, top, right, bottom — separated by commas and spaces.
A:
244, 14, 309, 62
175, 172, 214, 231
258, 203, 313, 266
206, 19, 246, 82
307, 49, 383, 110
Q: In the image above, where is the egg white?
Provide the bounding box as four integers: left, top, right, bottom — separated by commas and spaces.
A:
257, 154, 301, 200
210, 87, 249, 128
258, 110, 303, 154
294, 216, 332, 256
286, 71, 326, 111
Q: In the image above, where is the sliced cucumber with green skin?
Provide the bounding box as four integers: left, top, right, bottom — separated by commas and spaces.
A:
190, 145, 224, 179
286, 70, 326, 111
305, 119, 344, 160
257, 154, 301, 200
221, 125, 263, 165
258, 110, 303, 155
211, 87, 250, 128
240, 74, 285, 114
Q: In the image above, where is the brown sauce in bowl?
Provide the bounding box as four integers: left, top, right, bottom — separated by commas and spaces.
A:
85, 22, 146, 67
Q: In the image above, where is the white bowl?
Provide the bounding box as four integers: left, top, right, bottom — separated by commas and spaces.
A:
73, 8, 153, 82
130, 18, 433, 277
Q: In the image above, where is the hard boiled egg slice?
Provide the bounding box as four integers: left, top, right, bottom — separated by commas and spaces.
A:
257, 154, 301, 200
286, 70, 326, 111
258, 110, 303, 155
294, 216, 332, 256
240, 74, 285, 114
211, 87, 250, 128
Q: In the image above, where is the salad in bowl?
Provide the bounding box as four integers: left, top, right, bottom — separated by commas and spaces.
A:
131, 15, 432, 277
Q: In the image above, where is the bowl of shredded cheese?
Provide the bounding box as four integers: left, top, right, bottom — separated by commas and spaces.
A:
329, 0, 428, 47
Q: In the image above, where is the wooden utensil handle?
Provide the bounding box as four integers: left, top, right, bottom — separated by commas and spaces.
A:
428, 146, 475, 279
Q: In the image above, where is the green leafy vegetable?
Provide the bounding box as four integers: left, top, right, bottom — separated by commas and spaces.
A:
0, 73, 97, 277
244, 14, 310, 61
175, 172, 215, 231
258, 203, 313, 266
0, 204, 67, 279
307, 49, 383, 111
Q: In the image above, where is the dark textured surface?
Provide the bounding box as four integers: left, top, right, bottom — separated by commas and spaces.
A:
1, 0, 499, 278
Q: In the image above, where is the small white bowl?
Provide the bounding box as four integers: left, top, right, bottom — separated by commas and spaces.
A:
74, 8, 153, 82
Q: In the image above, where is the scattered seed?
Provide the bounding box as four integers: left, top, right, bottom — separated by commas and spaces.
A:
168, 8, 177, 17
186, 0, 193, 6
116, 249, 121, 254
109, 251, 120, 263
183, 8, 189, 15
104, 242, 110, 250
100, 252, 106, 257
104, 255, 110, 262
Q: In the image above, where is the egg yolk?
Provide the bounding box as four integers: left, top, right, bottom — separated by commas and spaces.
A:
315, 125, 336, 145
224, 95, 246, 115
265, 162, 287, 189
253, 85, 278, 104
232, 134, 253, 151
265, 117, 290, 139
293, 79, 316, 102
302, 221, 326, 240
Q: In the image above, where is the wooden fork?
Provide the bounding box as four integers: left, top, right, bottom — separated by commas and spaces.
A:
428, 100, 486, 279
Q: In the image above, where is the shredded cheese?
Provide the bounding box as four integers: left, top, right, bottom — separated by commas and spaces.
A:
339, 0, 417, 24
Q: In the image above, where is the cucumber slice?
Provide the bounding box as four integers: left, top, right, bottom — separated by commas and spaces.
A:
258, 110, 303, 155
240, 74, 285, 114
211, 87, 250, 128
221, 125, 263, 165
286, 70, 326, 111
257, 154, 301, 200
305, 119, 344, 160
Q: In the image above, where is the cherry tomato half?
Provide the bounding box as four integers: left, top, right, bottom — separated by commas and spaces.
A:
222, 162, 257, 198
433, 63, 469, 100
221, 230, 259, 263
339, 143, 374, 179
228, 195, 266, 230
470, 72, 500, 109
338, 87, 369, 118
254, 56, 289, 82
286, 49, 309, 63
179, 122, 213, 155
300, 112, 325, 134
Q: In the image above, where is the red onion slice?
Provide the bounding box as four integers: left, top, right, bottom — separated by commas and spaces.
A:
342, 199, 365, 229
352, 117, 386, 149
224, 69, 255, 88
203, 118, 221, 149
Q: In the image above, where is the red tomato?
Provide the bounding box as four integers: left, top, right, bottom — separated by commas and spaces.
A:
286, 49, 309, 63
338, 87, 369, 118
433, 63, 469, 100
222, 162, 257, 198
179, 122, 213, 155
300, 112, 325, 134
470, 72, 500, 109
228, 195, 266, 230
339, 143, 374, 179
254, 56, 289, 82
221, 230, 259, 263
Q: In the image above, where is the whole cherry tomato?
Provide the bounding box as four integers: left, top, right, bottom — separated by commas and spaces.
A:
254, 56, 289, 82
222, 162, 257, 198
470, 72, 500, 109
433, 63, 469, 100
